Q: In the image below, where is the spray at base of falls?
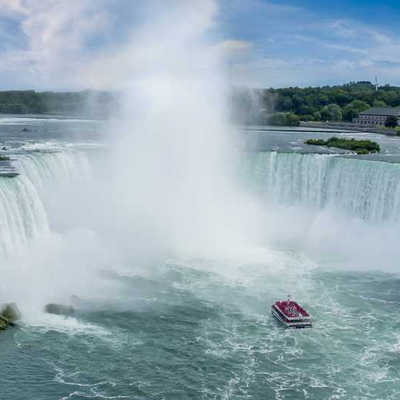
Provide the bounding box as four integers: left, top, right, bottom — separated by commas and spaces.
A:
1, 148, 400, 306
1, 0, 400, 312
246, 151, 400, 270
0, 151, 117, 311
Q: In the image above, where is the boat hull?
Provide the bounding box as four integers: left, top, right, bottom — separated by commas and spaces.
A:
271, 307, 312, 329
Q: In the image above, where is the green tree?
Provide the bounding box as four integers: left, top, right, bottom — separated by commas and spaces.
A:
299, 114, 314, 122
313, 111, 322, 121
385, 115, 398, 128
321, 107, 331, 121
286, 112, 300, 126
282, 97, 294, 111
322, 104, 342, 121
268, 113, 287, 126
348, 100, 370, 113
317, 94, 329, 106
342, 100, 370, 122
334, 91, 351, 106
342, 105, 359, 122
268, 112, 300, 126
372, 100, 387, 107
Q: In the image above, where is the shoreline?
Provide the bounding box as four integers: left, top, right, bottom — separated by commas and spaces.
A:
300, 121, 399, 136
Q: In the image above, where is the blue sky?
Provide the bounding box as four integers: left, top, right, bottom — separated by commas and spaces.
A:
0, 0, 400, 89
218, 0, 400, 87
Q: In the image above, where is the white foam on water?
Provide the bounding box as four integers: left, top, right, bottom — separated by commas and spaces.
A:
23, 312, 112, 338
0, 117, 99, 125
16, 141, 105, 152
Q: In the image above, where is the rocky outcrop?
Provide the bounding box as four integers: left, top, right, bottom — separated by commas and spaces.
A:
0, 303, 21, 331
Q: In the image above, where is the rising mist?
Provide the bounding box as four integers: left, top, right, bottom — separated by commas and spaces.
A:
0, 0, 266, 313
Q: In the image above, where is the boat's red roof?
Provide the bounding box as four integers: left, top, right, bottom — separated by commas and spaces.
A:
274, 300, 309, 318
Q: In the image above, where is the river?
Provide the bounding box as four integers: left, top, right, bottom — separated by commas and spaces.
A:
1, 117, 400, 399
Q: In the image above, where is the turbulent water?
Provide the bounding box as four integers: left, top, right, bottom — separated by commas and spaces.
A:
1, 119, 400, 399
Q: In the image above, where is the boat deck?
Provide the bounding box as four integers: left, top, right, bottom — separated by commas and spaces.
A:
272, 300, 312, 329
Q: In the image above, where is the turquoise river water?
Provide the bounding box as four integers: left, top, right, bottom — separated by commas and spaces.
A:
1, 117, 400, 399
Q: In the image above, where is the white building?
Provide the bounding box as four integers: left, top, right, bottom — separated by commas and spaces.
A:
353, 107, 400, 126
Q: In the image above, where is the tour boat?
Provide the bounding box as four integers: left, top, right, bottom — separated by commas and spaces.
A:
271, 296, 312, 329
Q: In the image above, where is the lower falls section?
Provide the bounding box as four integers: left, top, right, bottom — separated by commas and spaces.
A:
1, 150, 400, 256
246, 152, 400, 223
0, 175, 49, 255
0, 151, 92, 256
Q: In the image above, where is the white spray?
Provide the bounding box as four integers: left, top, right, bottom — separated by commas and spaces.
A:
0, 1, 267, 313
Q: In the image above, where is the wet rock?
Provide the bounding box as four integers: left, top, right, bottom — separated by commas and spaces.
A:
0, 303, 21, 331
44, 303, 74, 316
1, 303, 22, 321
0, 316, 8, 331
21, 128, 30, 132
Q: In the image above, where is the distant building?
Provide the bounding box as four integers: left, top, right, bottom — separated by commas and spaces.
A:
353, 107, 400, 126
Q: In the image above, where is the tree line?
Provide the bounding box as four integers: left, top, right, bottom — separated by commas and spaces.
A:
2, 82, 400, 125
0, 90, 118, 118
231, 81, 400, 126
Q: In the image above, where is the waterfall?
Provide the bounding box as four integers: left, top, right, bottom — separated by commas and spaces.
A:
246, 152, 400, 224
17, 152, 93, 201
0, 151, 93, 256
0, 176, 49, 255
1, 149, 400, 269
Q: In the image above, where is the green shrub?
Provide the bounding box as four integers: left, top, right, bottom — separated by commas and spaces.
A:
305, 137, 380, 153
385, 115, 398, 128
268, 112, 300, 127
268, 113, 287, 126
299, 115, 314, 122
305, 139, 327, 146
313, 111, 322, 121
285, 112, 300, 126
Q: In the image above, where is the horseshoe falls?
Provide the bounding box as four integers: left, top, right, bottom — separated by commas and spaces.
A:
1, 124, 400, 399
3, 150, 400, 256
1, 3, 400, 397
248, 151, 400, 223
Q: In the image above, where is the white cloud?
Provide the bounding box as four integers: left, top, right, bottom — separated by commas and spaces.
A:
77, 0, 223, 90
359, 59, 373, 67
223, 0, 301, 14
231, 54, 400, 88
293, 35, 368, 55
0, 0, 118, 87
369, 44, 400, 64
259, 1, 301, 13
0, 0, 225, 89
0, 0, 29, 17
1, 0, 400, 89
214, 39, 253, 58
331, 20, 356, 38
230, 11, 400, 88
329, 18, 393, 46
